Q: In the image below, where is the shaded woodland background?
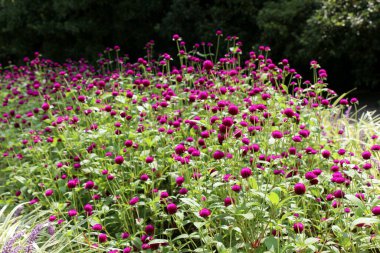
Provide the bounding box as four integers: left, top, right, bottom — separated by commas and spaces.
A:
0, 0, 379, 94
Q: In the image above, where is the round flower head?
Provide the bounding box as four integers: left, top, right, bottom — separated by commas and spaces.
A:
271, 130, 283, 139
68, 209, 78, 217
372, 206, 380, 215
240, 167, 252, 178
145, 224, 155, 235
41, 102, 50, 111
166, 203, 178, 214
362, 151, 371, 160
98, 233, 107, 243
199, 208, 211, 218
293, 222, 304, 233
92, 224, 103, 231
146, 156, 154, 163
213, 150, 225, 160
294, 183, 306, 195
228, 104, 239, 115
45, 189, 53, 196
203, 60, 214, 71
176, 176, 185, 186
114, 155, 124, 165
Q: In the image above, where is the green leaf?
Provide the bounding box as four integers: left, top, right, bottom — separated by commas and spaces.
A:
305, 237, 320, 245
180, 198, 200, 208
268, 191, 280, 205
173, 234, 189, 241
264, 236, 279, 251
238, 212, 254, 220
194, 222, 205, 229
149, 239, 168, 244
351, 217, 380, 229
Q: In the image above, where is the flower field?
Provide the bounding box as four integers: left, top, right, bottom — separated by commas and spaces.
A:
1, 33, 380, 252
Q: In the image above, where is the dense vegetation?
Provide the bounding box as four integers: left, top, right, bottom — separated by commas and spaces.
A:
1, 0, 379, 90
1, 32, 380, 252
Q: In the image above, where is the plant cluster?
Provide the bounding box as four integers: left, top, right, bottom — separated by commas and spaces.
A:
0, 32, 380, 252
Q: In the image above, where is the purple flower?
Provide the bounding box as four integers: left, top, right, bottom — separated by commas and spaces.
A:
114, 155, 124, 164
321, 150, 331, 159
145, 156, 154, 163
84, 180, 95, 189
98, 233, 107, 243
145, 224, 155, 235
140, 174, 149, 181
224, 197, 233, 206
294, 183, 306, 195
129, 197, 139, 205
240, 167, 252, 178
271, 130, 283, 139
175, 176, 185, 186
203, 60, 213, 71
362, 151, 372, 160
228, 105, 239, 115
121, 232, 130, 239
44, 189, 53, 197
166, 203, 178, 214
2, 231, 25, 253
213, 150, 225, 160
199, 208, 211, 218
293, 222, 304, 233
68, 209, 77, 217
372, 206, 380, 215
24, 224, 44, 253
92, 223, 103, 231
231, 184, 241, 192
179, 188, 188, 195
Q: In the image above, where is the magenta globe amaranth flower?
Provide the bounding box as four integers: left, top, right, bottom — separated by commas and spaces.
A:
175, 176, 185, 186
271, 130, 283, 139
199, 208, 211, 218
92, 224, 103, 231
145, 224, 155, 235
114, 155, 124, 164
129, 197, 139, 205
45, 189, 53, 196
98, 233, 107, 243
293, 222, 304, 233
146, 156, 154, 163
203, 60, 214, 71
240, 167, 252, 178
41, 102, 50, 111
372, 206, 380, 215
68, 209, 78, 217
362, 151, 372, 160
166, 203, 178, 214
213, 150, 225, 160
294, 183, 306, 195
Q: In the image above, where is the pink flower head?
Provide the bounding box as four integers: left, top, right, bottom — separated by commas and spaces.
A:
372, 206, 380, 215
203, 60, 214, 71
98, 233, 107, 243
294, 183, 306, 195
213, 150, 225, 160
166, 203, 178, 214
362, 151, 371, 160
146, 156, 154, 163
240, 167, 252, 178
68, 209, 78, 217
45, 189, 54, 196
114, 155, 124, 164
199, 208, 211, 218
129, 197, 139, 205
92, 224, 103, 231
271, 130, 283, 139
293, 222, 304, 233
